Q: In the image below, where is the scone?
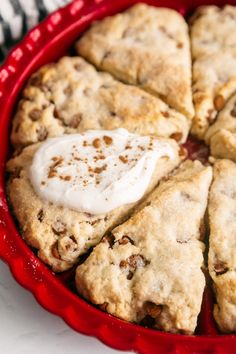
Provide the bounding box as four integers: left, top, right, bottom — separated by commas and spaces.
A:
208, 159, 236, 332
205, 94, 236, 162
75, 160, 213, 334
190, 5, 236, 139
76, 3, 194, 119
11, 56, 189, 149
6, 131, 181, 272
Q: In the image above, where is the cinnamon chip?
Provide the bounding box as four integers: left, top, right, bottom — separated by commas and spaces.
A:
230, 102, 236, 117
68, 114, 82, 128
51, 218, 67, 235
214, 94, 225, 111
29, 108, 42, 121
161, 111, 170, 118
30, 74, 42, 87
170, 132, 183, 142
120, 254, 149, 269
53, 107, 62, 119
177, 42, 183, 49
179, 146, 187, 158
37, 126, 48, 141
37, 209, 44, 222
99, 302, 108, 312
51, 241, 61, 259
103, 233, 115, 248
145, 302, 163, 318
214, 261, 229, 275
118, 236, 134, 245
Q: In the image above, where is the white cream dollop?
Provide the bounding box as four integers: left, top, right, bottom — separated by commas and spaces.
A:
29, 129, 175, 215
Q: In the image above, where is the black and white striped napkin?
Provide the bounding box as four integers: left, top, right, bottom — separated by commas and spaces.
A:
0, 0, 71, 61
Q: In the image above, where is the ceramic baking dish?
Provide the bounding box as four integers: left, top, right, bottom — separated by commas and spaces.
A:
0, 0, 236, 353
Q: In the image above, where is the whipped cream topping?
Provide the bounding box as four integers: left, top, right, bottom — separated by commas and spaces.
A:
29, 129, 175, 215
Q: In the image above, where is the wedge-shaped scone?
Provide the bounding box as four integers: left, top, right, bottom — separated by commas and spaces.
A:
6, 137, 181, 272
191, 5, 236, 139
76, 4, 194, 119
76, 160, 212, 334
11, 56, 189, 149
208, 159, 236, 332
205, 94, 236, 162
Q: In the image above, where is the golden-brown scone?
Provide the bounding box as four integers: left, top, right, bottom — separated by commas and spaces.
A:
190, 5, 236, 139
11, 56, 189, 149
205, 93, 236, 162
76, 160, 213, 334
6, 138, 181, 272
208, 159, 236, 332
76, 4, 194, 119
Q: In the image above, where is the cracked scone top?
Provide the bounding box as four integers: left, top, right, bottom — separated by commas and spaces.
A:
76, 3, 194, 119
205, 93, 236, 162
11, 56, 189, 149
208, 159, 236, 332
190, 5, 236, 139
75, 160, 213, 334
29, 129, 176, 214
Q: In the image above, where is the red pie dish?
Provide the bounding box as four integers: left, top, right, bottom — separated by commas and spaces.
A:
0, 0, 236, 353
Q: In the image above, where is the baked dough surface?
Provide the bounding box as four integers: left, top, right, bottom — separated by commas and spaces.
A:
208, 159, 236, 332
11, 56, 189, 149
190, 5, 236, 139
76, 160, 212, 334
76, 4, 194, 119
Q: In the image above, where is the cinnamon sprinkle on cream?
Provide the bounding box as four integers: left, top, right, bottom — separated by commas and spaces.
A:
119, 155, 128, 164
92, 138, 101, 148
103, 136, 113, 145
94, 164, 107, 174
29, 129, 175, 214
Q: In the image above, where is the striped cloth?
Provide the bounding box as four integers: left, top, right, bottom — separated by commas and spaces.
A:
0, 0, 71, 61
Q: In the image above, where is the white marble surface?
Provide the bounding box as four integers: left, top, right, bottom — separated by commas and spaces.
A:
0, 260, 133, 354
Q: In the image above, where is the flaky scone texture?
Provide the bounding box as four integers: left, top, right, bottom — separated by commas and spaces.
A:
76, 160, 213, 334
190, 5, 236, 139
6, 139, 181, 272
76, 3, 194, 119
208, 159, 236, 332
205, 93, 236, 162
11, 56, 189, 149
